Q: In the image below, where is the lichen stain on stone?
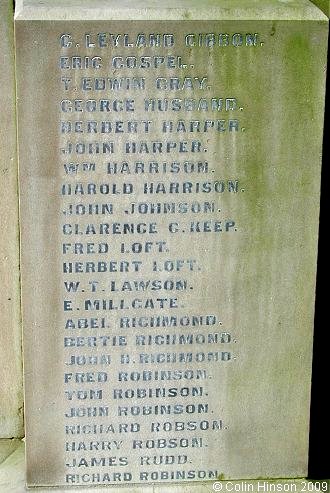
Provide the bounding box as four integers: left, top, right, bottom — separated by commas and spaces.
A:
285, 31, 313, 81
270, 22, 276, 36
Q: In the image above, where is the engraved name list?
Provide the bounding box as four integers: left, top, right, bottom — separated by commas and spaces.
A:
57, 28, 253, 485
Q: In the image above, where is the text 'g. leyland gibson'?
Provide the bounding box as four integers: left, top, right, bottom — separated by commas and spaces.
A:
60, 33, 260, 49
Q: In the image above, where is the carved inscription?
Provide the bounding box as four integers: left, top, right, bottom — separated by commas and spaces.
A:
50, 27, 260, 485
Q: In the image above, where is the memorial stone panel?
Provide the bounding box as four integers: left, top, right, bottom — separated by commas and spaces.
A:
15, 0, 328, 488
0, 0, 24, 439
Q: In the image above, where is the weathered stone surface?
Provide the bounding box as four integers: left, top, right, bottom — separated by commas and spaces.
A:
15, 0, 328, 488
13, 0, 330, 20
0, 0, 24, 439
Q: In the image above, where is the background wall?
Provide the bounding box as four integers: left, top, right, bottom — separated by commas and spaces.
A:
0, 0, 24, 439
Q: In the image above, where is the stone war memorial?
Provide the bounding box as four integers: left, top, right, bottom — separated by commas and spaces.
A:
14, 0, 328, 489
